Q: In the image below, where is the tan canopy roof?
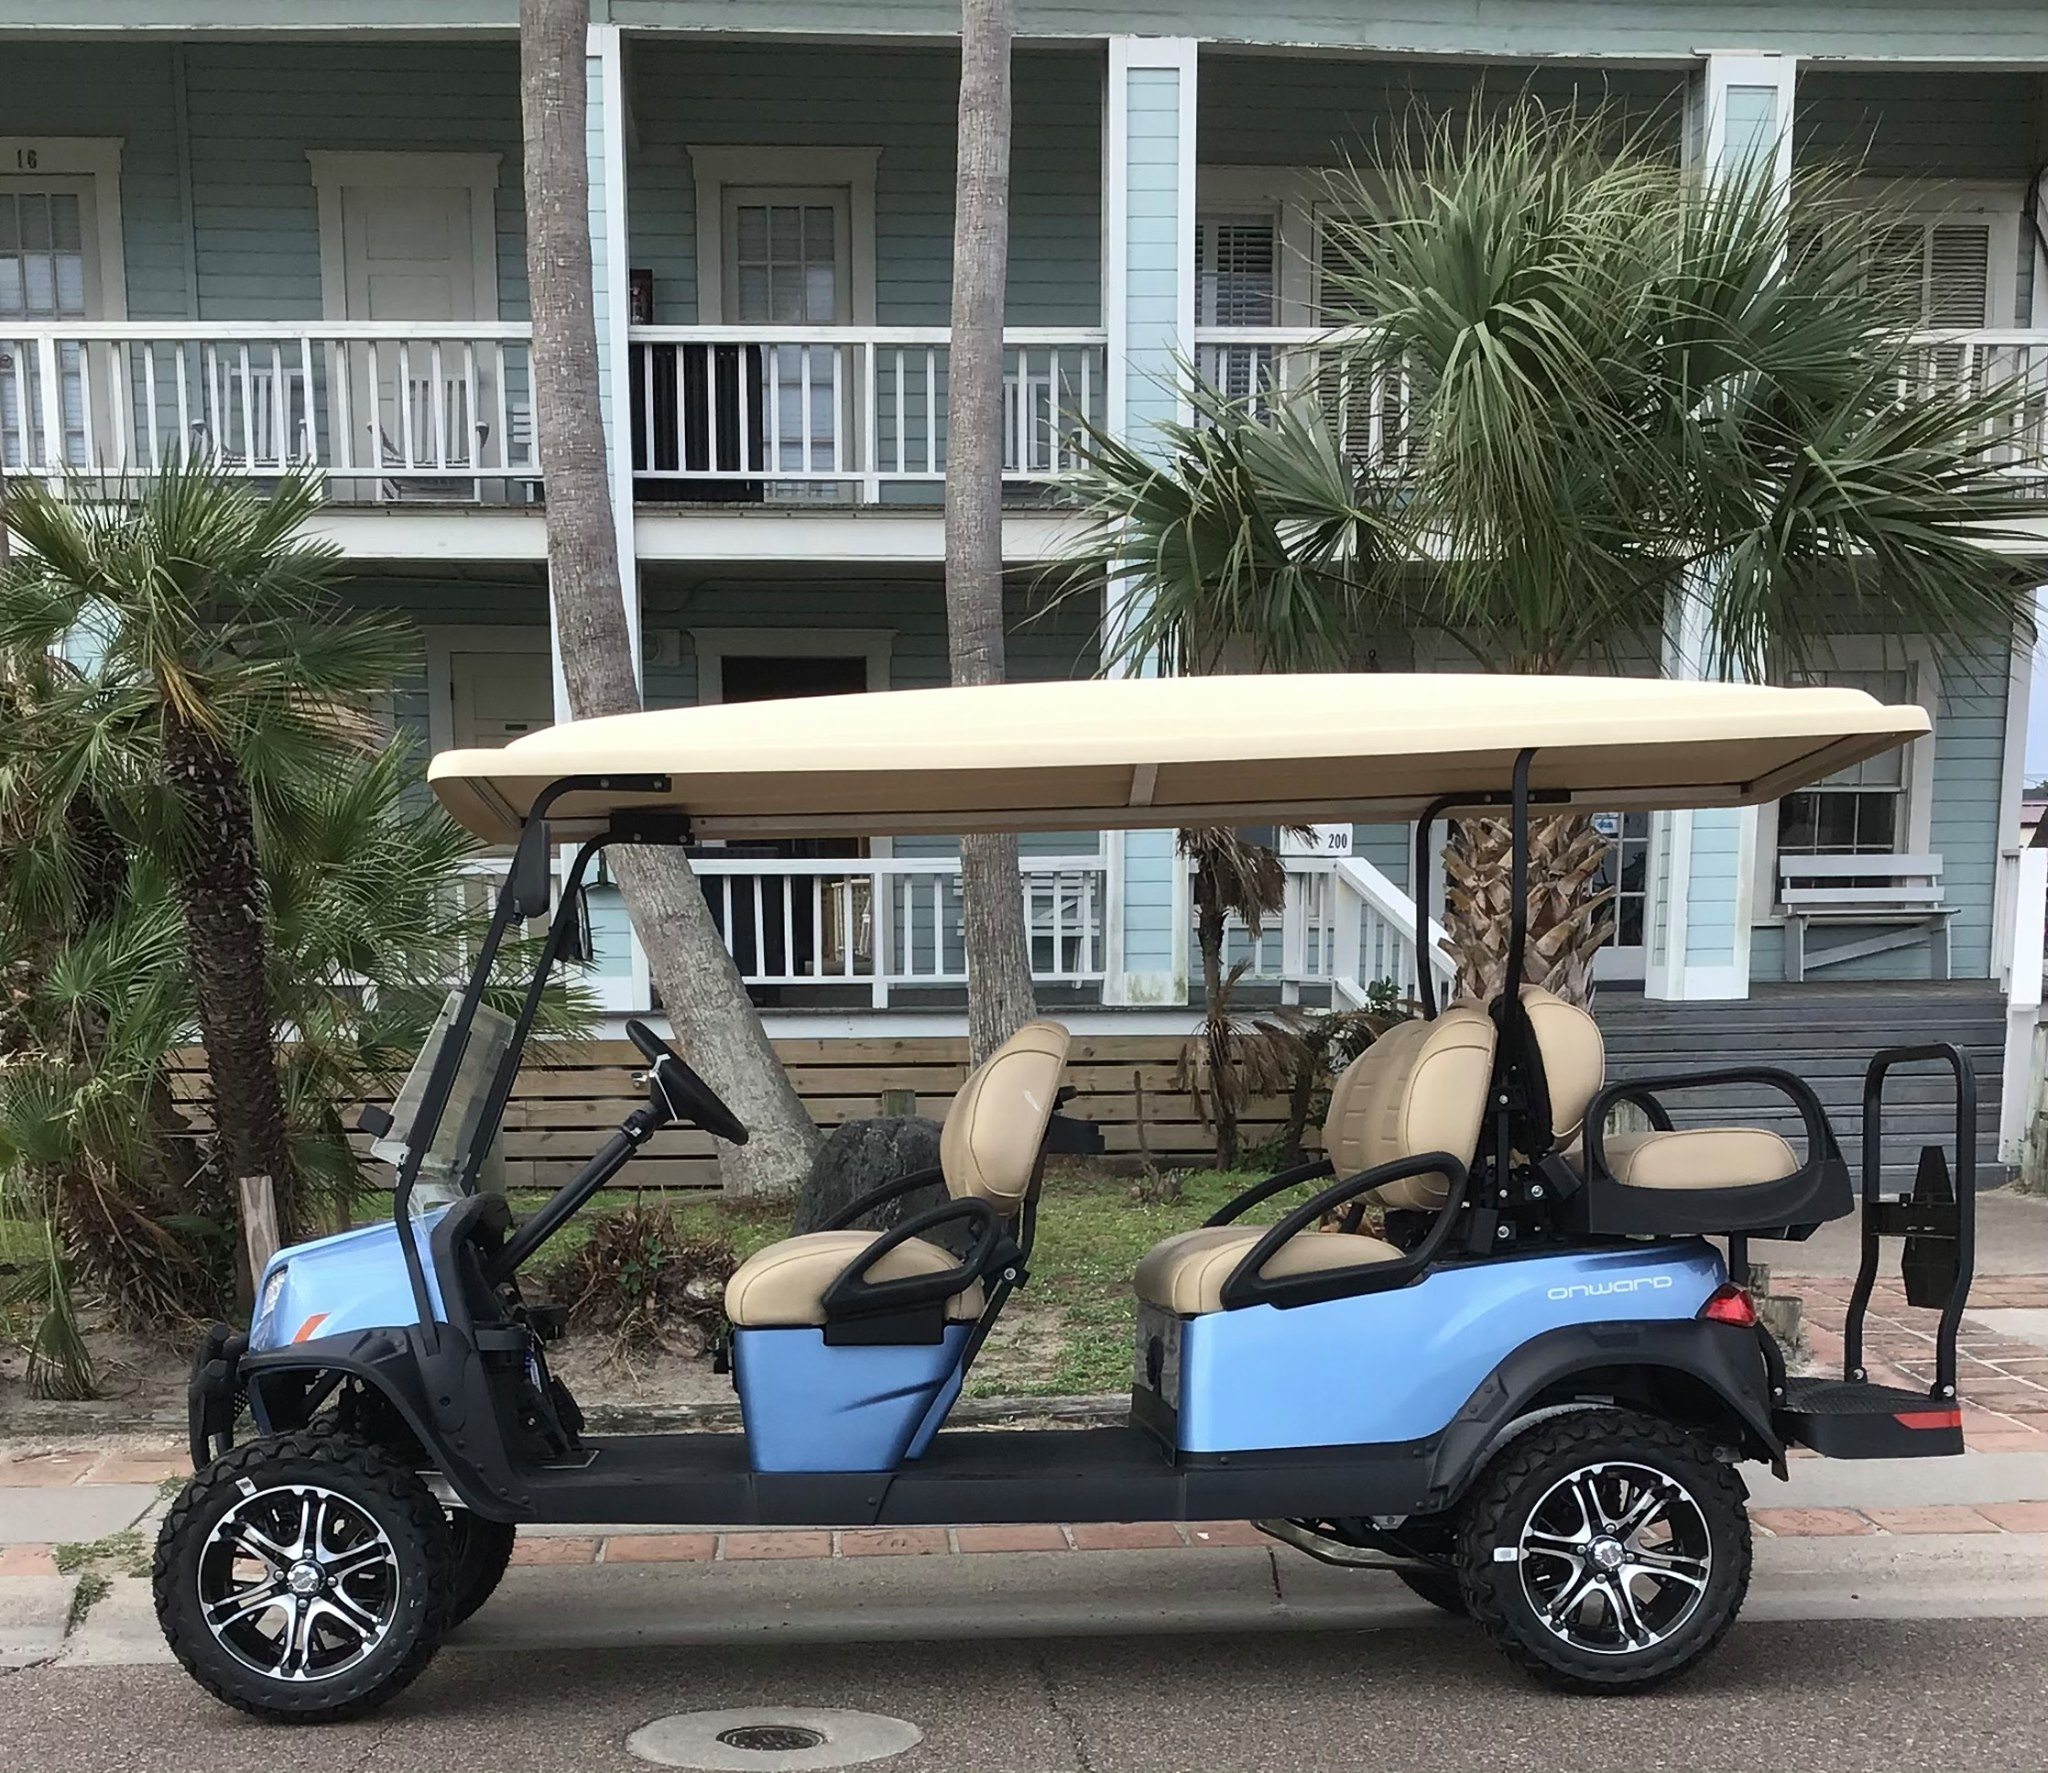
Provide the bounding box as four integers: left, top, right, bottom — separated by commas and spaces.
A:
426, 673, 1929, 844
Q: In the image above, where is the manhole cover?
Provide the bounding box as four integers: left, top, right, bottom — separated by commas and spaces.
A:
718, 1726, 828, 1753
628, 1707, 922, 1771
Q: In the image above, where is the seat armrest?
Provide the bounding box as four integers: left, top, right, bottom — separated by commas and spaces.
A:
1218, 1151, 1470, 1312
1202, 1157, 1336, 1227
1581, 1066, 1841, 1181
818, 1195, 1006, 1323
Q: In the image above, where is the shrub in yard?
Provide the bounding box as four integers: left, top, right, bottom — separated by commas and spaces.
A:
547, 1205, 735, 1356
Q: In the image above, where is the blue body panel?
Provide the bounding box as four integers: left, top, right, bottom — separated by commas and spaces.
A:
1162, 1241, 1725, 1454
247, 1213, 447, 1353
732, 1325, 974, 1473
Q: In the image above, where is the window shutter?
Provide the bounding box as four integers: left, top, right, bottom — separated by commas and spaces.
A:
1195, 215, 1276, 326
1864, 216, 1994, 328
1926, 223, 1993, 328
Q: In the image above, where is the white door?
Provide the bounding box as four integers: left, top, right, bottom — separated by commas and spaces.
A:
0, 179, 101, 469
1592, 812, 1651, 982
723, 188, 850, 481
338, 182, 490, 473
449, 650, 553, 752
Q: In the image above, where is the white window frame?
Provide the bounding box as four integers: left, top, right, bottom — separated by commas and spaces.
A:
687, 146, 879, 326
1842, 178, 2025, 330
1193, 167, 1319, 326
1750, 633, 1941, 919
0, 136, 128, 320
307, 150, 503, 324
690, 626, 894, 704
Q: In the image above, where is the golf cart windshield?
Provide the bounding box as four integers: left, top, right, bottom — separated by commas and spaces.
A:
372, 990, 517, 1207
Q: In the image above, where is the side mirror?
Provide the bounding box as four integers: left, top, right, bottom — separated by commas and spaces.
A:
560, 884, 595, 964
509, 820, 552, 920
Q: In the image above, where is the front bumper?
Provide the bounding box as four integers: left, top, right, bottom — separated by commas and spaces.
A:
186, 1322, 248, 1471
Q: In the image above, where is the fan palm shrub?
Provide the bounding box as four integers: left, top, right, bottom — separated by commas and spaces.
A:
0, 464, 413, 1242
1060, 103, 2040, 1002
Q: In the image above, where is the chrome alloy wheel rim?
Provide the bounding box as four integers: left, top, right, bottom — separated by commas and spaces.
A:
196, 1484, 401, 1681
1516, 1460, 1712, 1655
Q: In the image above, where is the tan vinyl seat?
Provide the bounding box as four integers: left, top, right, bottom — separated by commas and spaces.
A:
1587, 1127, 1800, 1191
723, 1020, 1071, 1329
1523, 984, 1802, 1191
1134, 1005, 1498, 1316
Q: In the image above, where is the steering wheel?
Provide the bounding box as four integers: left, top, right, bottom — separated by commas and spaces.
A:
624, 1019, 750, 1146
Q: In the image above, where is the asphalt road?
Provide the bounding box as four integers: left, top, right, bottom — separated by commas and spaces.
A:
3, 1615, 2044, 1773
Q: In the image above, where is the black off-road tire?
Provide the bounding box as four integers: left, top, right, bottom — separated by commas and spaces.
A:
446, 1510, 518, 1629
1395, 1566, 1469, 1615
154, 1431, 454, 1723
1457, 1409, 1751, 1693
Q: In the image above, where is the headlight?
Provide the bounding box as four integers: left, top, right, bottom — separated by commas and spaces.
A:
253, 1265, 289, 1338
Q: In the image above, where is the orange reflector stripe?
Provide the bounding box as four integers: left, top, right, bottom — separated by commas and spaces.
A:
1892, 1408, 1961, 1430
292, 1313, 331, 1344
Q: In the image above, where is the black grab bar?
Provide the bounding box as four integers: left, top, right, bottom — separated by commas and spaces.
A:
1849, 1043, 1978, 1402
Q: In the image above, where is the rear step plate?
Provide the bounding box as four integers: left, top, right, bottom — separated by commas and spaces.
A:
1774, 1376, 1963, 1459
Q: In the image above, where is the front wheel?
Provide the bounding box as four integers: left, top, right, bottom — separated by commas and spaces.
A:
446, 1510, 517, 1629
154, 1431, 454, 1723
1457, 1409, 1751, 1692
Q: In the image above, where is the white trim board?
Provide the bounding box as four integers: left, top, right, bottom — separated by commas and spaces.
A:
0, 135, 128, 321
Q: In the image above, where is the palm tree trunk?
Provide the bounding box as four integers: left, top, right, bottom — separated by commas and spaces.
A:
945, 0, 1037, 1065
1194, 891, 1237, 1168
520, 0, 820, 1195
1441, 813, 1616, 1009
161, 716, 297, 1267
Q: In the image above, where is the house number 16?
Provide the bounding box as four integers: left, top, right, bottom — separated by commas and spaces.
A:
14, 148, 39, 169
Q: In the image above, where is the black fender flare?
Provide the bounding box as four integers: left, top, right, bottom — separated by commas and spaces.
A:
239, 1325, 525, 1520
1420, 1318, 1783, 1508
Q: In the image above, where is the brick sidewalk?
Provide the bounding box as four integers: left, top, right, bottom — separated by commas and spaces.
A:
2, 1440, 2044, 1579
1782, 1272, 2048, 1451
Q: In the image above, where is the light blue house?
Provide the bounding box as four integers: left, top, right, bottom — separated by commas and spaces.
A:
3, 3, 2044, 1160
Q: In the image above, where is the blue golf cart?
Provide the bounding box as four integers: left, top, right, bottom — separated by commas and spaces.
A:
155, 674, 1979, 1720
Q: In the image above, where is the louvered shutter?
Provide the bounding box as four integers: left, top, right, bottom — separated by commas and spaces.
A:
1196, 214, 1277, 405
1315, 214, 1401, 466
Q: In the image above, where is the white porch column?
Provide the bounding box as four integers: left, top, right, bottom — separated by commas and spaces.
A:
1100, 36, 1196, 1007
1643, 53, 1795, 1003
571, 22, 652, 1010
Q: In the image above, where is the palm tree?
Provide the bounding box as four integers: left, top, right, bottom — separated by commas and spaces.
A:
520, 0, 820, 1193
945, 0, 1039, 1063
1061, 104, 2040, 1002
0, 465, 413, 1252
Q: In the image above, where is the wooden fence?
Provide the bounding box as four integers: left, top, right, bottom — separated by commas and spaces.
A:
174, 1035, 1300, 1191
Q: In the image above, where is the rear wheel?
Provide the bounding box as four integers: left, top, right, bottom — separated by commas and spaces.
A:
1457, 1409, 1750, 1692
154, 1431, 453, 1723
1394, 1566, 1468, 1615
446, 1510, 517, 1629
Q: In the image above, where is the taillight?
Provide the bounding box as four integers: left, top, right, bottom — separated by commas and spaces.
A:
1700, 1283, 1757, 1327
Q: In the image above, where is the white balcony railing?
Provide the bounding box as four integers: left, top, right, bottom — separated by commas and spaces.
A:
1195, 325, 2048, 484
690, 852, 1108, 1008
0, 322, 536, 494
627, 325, 1108, 501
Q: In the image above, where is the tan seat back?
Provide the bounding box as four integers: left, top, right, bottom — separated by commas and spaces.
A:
1518, 984, 1605, 1148
1326, 1004, 1498, 1212
938, 1020, 1072, 1214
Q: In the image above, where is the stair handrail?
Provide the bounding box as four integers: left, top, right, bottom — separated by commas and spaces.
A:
1325, 853, 1456, 1009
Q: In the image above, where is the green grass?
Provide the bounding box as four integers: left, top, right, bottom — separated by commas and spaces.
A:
53, 1529, 149, 1579
990, 1170, 1253, 1397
